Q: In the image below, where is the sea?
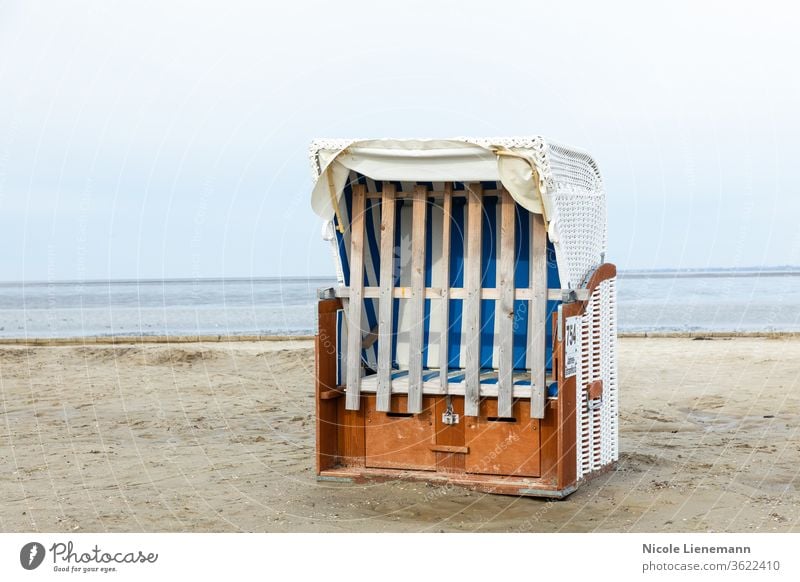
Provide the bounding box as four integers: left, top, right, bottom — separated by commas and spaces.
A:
0, 270, 798, 339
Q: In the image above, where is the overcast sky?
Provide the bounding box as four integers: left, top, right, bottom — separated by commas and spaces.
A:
1, 0, 798, 282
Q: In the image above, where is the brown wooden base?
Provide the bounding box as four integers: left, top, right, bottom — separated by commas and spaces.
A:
314, 295, 597, 500
316, 466, 613, 499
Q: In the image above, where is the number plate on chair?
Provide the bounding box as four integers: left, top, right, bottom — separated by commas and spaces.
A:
564, 316, 580, 378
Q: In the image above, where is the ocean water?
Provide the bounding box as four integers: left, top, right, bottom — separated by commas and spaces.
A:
617, 271, 800, 333
0, 278, 328, 339
0, 272, 798, 339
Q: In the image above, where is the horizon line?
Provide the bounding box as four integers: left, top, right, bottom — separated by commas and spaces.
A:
2, 265, 800, 286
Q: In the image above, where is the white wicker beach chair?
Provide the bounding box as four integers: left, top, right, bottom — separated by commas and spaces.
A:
310, 137, 618, 497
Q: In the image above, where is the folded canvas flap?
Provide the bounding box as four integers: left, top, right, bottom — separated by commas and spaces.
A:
311, 138, 548, 219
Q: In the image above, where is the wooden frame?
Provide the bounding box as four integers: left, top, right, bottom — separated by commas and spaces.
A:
315, 177, 617, 498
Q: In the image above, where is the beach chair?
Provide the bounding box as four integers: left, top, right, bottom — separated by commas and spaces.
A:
310, 137, 618, 498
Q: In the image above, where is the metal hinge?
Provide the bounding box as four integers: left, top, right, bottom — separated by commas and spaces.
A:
317, 287, 336, 300
557, 304, 563, 342
561, 289, 578, 303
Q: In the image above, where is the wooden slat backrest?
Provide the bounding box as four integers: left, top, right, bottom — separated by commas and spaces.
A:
342, 181, 549, 418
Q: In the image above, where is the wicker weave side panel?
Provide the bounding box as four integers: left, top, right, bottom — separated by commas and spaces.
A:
576, 276, 618, 479
601, 278, 619, 465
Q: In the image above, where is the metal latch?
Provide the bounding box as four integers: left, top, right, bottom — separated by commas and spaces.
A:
442, 399, 460, 425
586, 380, 604, 410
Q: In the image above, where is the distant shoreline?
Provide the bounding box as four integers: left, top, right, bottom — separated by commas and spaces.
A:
1, 268, 800, 286
1, 331, 799, 346
618, 270, 800, 279
0, 275, 338, 288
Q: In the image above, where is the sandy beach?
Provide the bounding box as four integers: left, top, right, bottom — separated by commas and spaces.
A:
1, 337, 798, 533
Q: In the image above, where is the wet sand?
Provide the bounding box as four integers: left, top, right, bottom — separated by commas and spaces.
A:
1, 337, 798, 532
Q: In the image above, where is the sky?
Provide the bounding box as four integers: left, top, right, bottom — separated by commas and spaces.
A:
1, 0, 799, 282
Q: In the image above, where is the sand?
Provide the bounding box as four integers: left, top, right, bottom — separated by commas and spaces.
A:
1, 337, 799, 533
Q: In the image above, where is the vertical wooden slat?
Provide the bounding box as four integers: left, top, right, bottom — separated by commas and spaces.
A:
464, 183, 483, 417
376, 183, 396, 411
345, 184, 366, 411
538, 317, 559, 483
497, 188, 516, 418
530, 212, 547, 419
439, 183, 452, 388
316, 298, 342, 473
556, 301, 580, 489
406, 185, 427, 413
339, 309, 348, 386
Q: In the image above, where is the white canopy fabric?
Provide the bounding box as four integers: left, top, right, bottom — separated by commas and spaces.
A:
309, 137, 606, 290
311, 138, 547, 219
